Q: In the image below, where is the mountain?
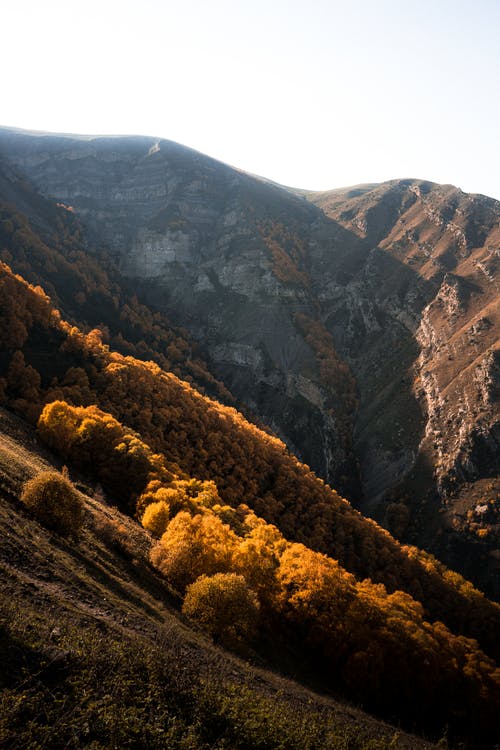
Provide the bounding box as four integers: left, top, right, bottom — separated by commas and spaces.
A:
307, 180, 499, 588
0, 127, 500, 746
0, 126, 497, 597
0, 126, 367, 504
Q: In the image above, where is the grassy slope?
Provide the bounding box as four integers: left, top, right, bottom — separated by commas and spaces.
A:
0, 407, 436, 750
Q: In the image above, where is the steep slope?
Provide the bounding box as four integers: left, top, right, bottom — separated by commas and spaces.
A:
0, 127, 498, 597
0, 409, 435, 750
0, 223, 500, 744
0, 152, 233, 403
1, 259, 499, 665
0, 126, 364, 501
307, 180, 499, 592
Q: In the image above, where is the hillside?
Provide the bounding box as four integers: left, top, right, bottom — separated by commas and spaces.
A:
0, 150, 232, 404
0, 126, 367, 503
0, 127, 499, 746
0, 409, 435, 750
307, 180, 500, 589
0, 257, 499, 746
0, 127, 497, 597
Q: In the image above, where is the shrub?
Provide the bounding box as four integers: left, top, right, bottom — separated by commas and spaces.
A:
92, 515, 137, 559
20, 470, 84, 536
182, 573, 259, 644
141, 500, 170, 537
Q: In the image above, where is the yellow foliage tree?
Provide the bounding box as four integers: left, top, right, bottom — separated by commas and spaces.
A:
234, 517, 288, 603
141, 500, 170, 537
182, 572, 259, 644
38, 401, 174, 510
150, 511, 238, 593
276, 543, 357, 661
20, 470, 84, 536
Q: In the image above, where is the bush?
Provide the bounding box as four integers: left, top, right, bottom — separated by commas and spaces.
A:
141, 500, 170, 537
182, 573, 259, 644
93, 515, 136, 559
20, 470, 84, 536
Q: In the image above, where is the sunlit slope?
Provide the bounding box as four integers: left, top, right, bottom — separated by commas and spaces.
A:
0, 409, 435, 750
0, 260, 499, 668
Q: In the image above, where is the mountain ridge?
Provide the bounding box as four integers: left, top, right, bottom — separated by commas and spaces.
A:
3, 126, 498, 201
0, 126, 499, 746
0, 125, 498, 598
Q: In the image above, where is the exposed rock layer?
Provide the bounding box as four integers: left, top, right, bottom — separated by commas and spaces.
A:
0, 128, 498, 594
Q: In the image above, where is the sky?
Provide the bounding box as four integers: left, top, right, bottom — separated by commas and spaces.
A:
1, 0, 499, 198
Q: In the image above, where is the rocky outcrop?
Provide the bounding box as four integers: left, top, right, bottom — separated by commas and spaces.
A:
310, 179, 499, 595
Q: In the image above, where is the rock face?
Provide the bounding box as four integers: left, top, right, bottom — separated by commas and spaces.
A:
0, 128, 498, 594
0, 128, 364, 500
309, 181, 500, 594
309, 181, 499, 494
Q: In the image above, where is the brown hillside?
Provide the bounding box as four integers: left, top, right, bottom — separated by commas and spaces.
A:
308, 180, 499, 592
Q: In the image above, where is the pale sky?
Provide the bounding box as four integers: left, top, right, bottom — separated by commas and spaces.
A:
1, 0, 499, 199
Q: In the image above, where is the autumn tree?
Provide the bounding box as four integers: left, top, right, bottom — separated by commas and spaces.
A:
233, 516, 287, 605
182, 573, 259, 644
276, 543, 357, 668
141, 500, 170, 537
150, 511, 238, 593
20, 470, 84, 536
37, 401, 173, 510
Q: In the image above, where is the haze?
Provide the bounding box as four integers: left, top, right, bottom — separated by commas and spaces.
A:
1, 0, 499, 199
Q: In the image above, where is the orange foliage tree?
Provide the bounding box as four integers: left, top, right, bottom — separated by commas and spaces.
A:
150, 511, 238, 593
182, 572, 260, 644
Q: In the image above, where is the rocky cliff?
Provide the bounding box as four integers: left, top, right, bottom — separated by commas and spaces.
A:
309, 180, 499, 592
0, 127, 498, 595
0, 127, 364, 501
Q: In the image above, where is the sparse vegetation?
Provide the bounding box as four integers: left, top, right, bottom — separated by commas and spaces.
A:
0, 601, 424, 750
92, 514, 137, 559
